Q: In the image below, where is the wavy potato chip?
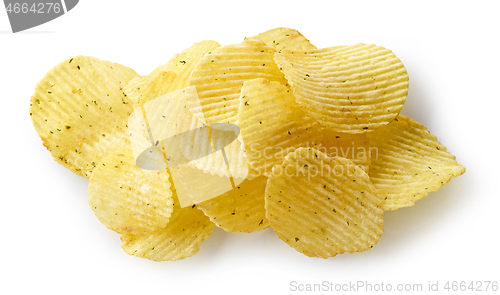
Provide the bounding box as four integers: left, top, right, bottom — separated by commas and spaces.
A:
128, 104, 155, 165
124, 67, 178, 107
124, 40, 246, 179
265, 147, 384, 258
30, 56, 139, 177
169, 92, 247, 179
197, 176, 269, 233
246, 27, 316, 51
189, 39, 288, 124
367, 115, 465, 211
177, 132, 248, 180
88, 150, 173, 235
275, 44, 409, 133
189, 129, 248, 179
173, 163, 234, 206
319, 129, 371, 172
237, 78, 323, 178
130, 85, 247, 180
164, 40, 221, 89
121, 204, 213, 261
121, 175, 214, 261
125, 40, 220, 107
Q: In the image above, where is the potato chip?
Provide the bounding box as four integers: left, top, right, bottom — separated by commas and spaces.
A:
125, 40, 220, 107
124, 67, 178, 107
126, 86, 246, 208
173, 164, 234, 205
190, 122, 249, 180
121, 174, 214, 261
30, 56, 139, 177
124, 71, 178, 173
265, 147, 384, 258
121, 204, 213, 261
164, 40, 221, 89
130, 84, 247, 180
237, 78, 324, 178
196, 176, 269, 233
128, 106, 155, 166
367, 115, 465, 211
123, 41, 245, 179
246, 27, 317, 51
274, 44, 409, 133
88, 149, 173, 235
189, 39, 288, 124
176, 130, 248, 180
319, 129, 371, 172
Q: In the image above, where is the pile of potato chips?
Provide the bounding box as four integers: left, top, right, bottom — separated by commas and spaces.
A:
30, 28, 465, 261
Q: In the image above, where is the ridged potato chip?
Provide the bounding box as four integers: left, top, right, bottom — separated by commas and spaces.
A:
121, 175, 214, 261
237, 78, 323, 178
197, 176, 269, 233
186, 130, 248, 179
131, 84, 247, 180
88, 150, 173, 235
124, 67, 178, 107
125, 40, 220, 107
274, 44, 409, 133
265, 147, 384, 258
189, 39, 288, 124
319, 129, 371, 172
164, 40, 221, 89
246, 27, 316, 51
30, 56, 139, 177
124, 41, 246, 179
367, 115, 465, 211
173, 164, 234, 205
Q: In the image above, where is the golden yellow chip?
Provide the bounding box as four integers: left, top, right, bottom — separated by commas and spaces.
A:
88, 149, 173, 235
367, 115, 465, 211
129, 83, 247, 180
125, 40, 220, 107
274, 44, 409, 133
265, 147, 384, 258
124, 67, 178, 107
30, 56, 139, 177
197, 176, 269, 233
181, 130, 248, 180
319, 129, 371, 172
237, 78, 323, 178
121, 175, 214, 261
123, 41, 243, 179
246, 27, 317, 51
164, 40, 221, 89
189, 39, 288, 124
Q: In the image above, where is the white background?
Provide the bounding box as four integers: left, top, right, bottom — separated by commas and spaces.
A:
1, 1, 499, 294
